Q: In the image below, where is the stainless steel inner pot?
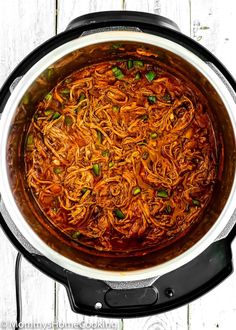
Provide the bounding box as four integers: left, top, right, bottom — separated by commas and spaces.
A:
0, 31, 236, 282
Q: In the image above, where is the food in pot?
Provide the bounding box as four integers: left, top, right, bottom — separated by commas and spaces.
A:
24, 57, 218, 254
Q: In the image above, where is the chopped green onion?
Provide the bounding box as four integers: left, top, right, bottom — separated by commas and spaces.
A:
108, 161, 114, 168
92, 164, 101, 176
135, 72, 141, 80
148, 95, 157, 104
145, 71, 156, 82
113, 105, 120, 112
97, 130, 103, 144
78, 92, 86, 103
133, 186, 141, 196
81, 187, 88, 195
165, 205, 172, 214
113, 208, 125, 219
139, 114, 148, 121
112, 66, 124, 79
45, 93, 52, 101
65, 116, 72, 125
192, 199, 201, 207
72, 231, 81, 239
157, 189, 168, 198
127, 60, 133, 69
52, 112, 61, 120
150, 132, 158, 139
137, 140, 147, 146
162, 93, 171, 102
22, 94, 30, 105
112, 43, 122, 49
27, 134, 34, 145
102, 150, 110, 157
61, 88, 70, 95
44, 109, 53, 116
134, 60, 144, 67
65, 78, 72, 83
142, 151, 149, 160
47, 68, 54, 80
53, 167, 61, 174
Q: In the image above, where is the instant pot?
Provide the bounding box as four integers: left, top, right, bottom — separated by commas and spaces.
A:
0, 11, 236, 317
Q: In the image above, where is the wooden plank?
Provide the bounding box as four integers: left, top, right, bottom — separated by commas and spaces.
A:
190, 0, 236, 77
57, 0, 124, 33
0, 0, 56, 328
124, 307, 188, 330
188, 1, 236, 329
0, 229, 17, 328
20, 258, 55, 326
124, 0, 191, 35
0, 0, 56, 87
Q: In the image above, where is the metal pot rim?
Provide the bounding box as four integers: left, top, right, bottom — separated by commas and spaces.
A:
0, 30, 236, 281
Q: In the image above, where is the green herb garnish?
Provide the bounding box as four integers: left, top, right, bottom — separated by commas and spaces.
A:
27, 134, 34, 145
53, 167, 62, 174
162, 93, 172, 102
112, 43, 122, 49
137, 140, 147, 146
102, 150, 110, 157
165, 205, 172, 214
72, 231, 81, 239
97, 130, 103, 144
45, 93, 52, 101
92, 164, 101, 176
113, 208, 125, 219
22, 94, 30, 105
112, 66, 124, 79
65, 116, 72, 125
78, 92, 86, 103
139, 114, 148, 121
192, 199, 201, 207
157, 189, 168, 198
65, 78, 72, 83
145, 71, 156, 82
133, 186, 141, 196
52, 112, 61, 120
148, 95, 157, 104
142, 151, 149, 160
112, 105, 120, 112
134, 60, 144, 67
150, 132, 158, 139
127, 60, 133, 69
108, 162, 114, 168
81, 188, 88, 195
61, 89, 70, 95
44, 109, 53, 116
47, 68, 54, 80
135, 72, 141, 80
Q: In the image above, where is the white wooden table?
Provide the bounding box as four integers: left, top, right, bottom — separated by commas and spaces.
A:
0, 1, 236, 329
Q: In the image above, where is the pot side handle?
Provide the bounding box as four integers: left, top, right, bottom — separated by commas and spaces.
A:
65, 10, 180, 33
64, 238, 233, 318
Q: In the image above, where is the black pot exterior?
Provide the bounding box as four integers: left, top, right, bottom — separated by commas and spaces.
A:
0, 11, 236, 317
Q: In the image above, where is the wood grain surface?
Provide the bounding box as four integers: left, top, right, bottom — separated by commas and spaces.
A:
0, 1, 236, 329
